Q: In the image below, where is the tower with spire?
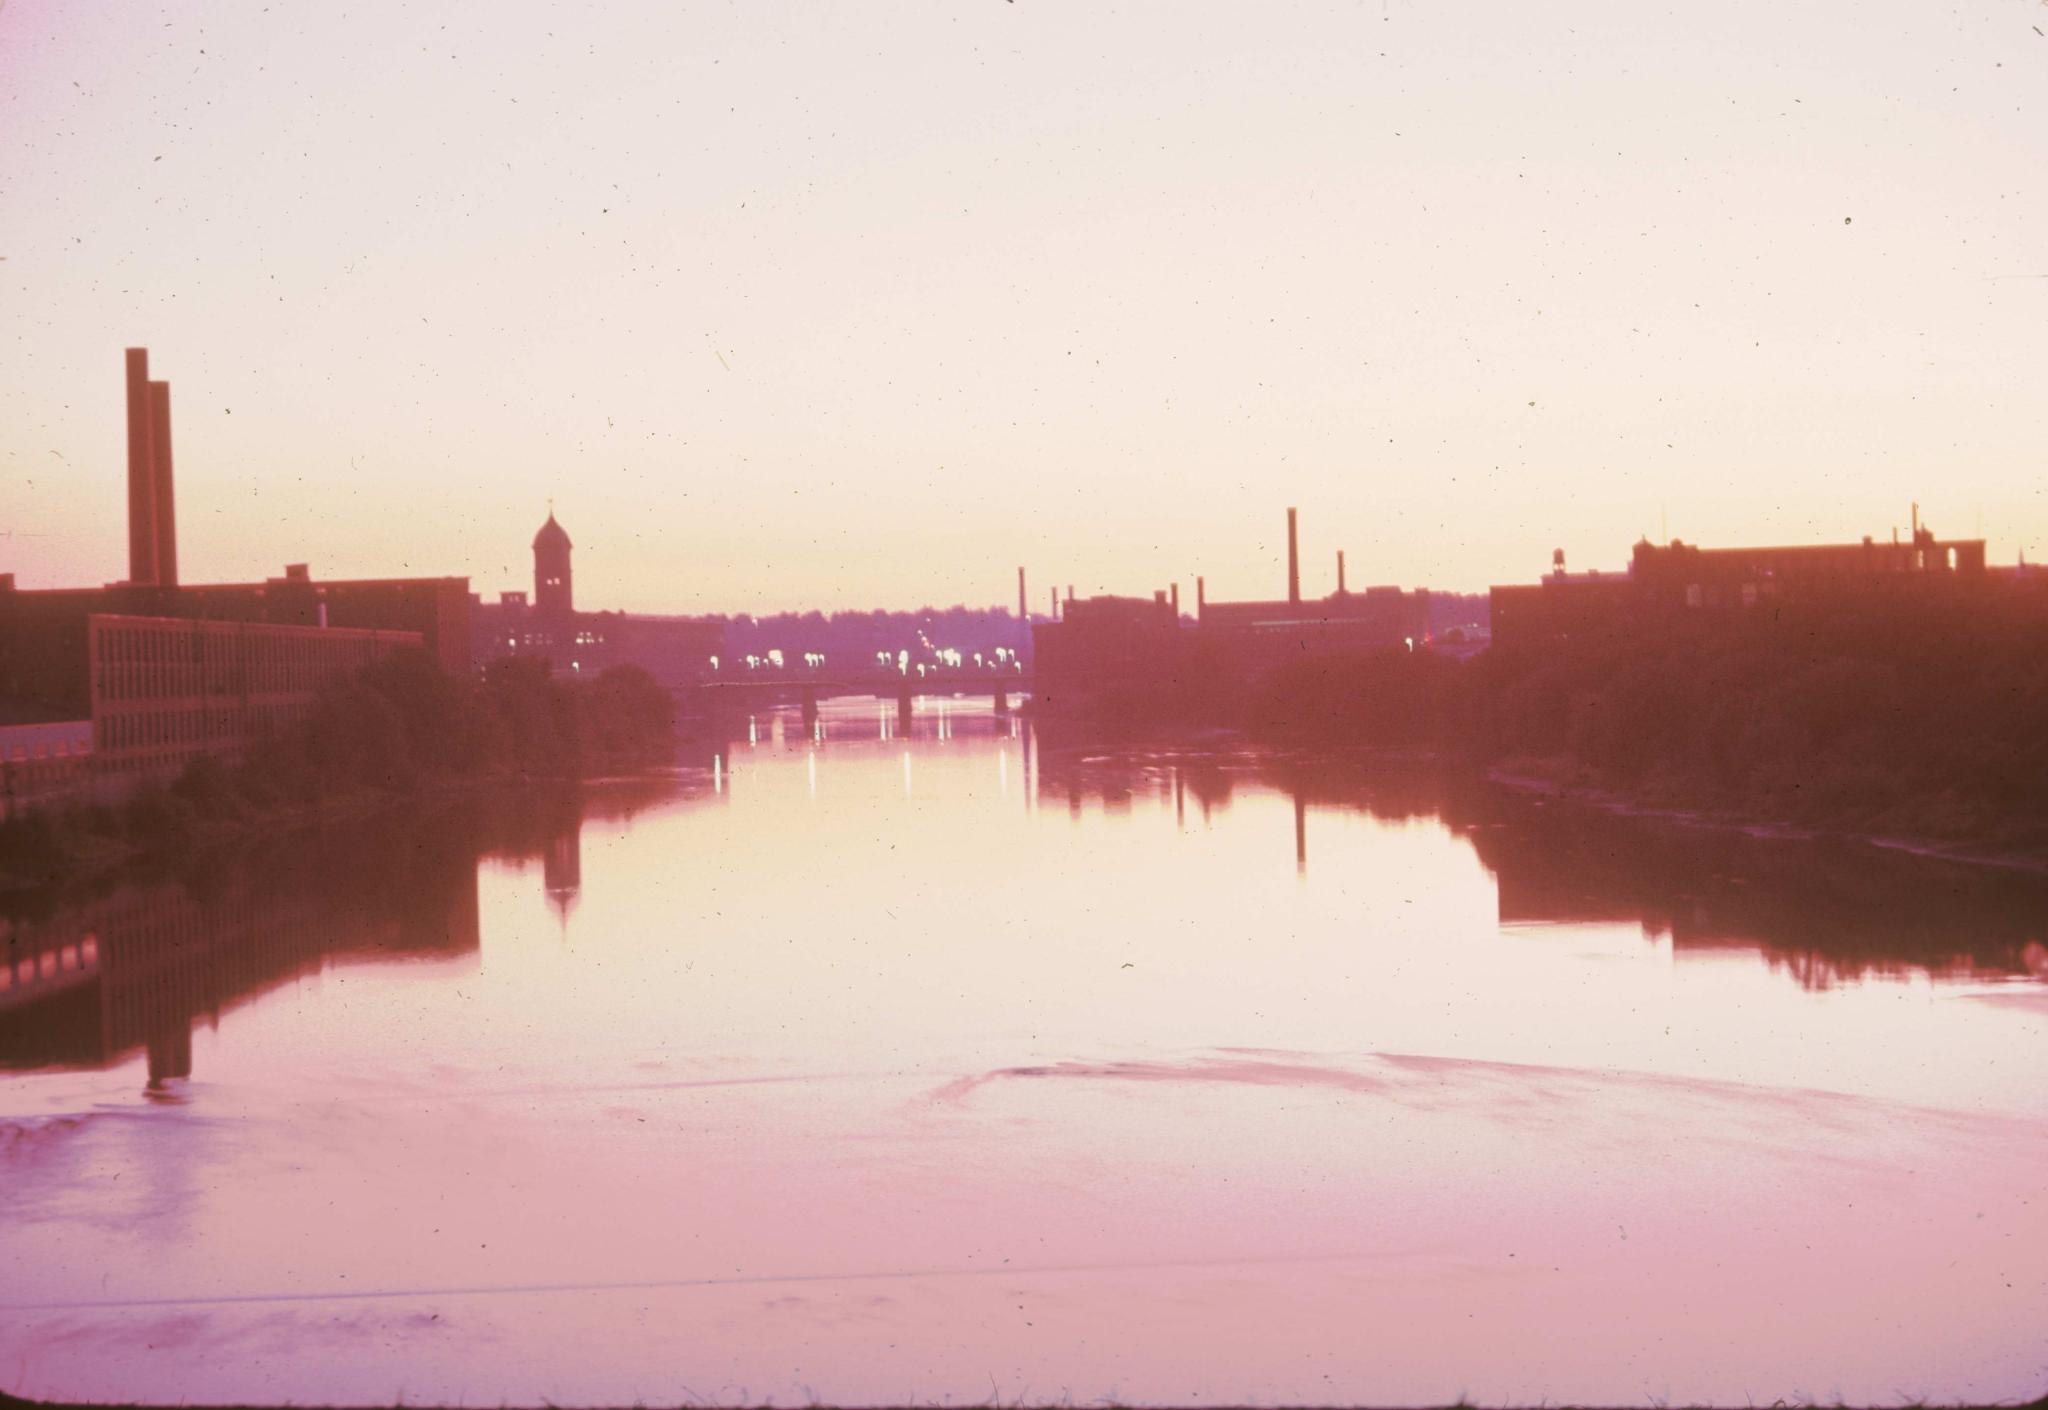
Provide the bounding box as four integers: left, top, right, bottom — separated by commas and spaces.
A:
533, 505, 573, 618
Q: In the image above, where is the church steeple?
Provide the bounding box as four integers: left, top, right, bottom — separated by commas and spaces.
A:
533, 506, 573, 616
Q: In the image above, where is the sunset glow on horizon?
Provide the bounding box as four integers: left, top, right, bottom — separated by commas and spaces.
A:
4, 0, 2043, 613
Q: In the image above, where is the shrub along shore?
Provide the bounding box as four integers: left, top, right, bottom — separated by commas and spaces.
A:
0, 650, 678, 893
1240, 592, 2048, 863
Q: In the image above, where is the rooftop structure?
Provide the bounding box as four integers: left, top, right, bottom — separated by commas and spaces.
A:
1031, 508, 1434, 708
1490, 514, 2000, 652
470, 508, 722, 687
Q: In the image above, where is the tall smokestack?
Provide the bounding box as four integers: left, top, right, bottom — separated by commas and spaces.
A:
125, 348, 159, 585
1170, 582, 1180, 617
1050, 587, 1058, 620
1017, 567, 1027, 621
149, 380, 178, 588
1286, 507, 1300, 604
1337, 550, 1346, 596
1197, 575, 1206, 619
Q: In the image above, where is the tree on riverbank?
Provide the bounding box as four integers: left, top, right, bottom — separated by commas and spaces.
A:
1247, 593, 2048, 849
0, 650, 677, 887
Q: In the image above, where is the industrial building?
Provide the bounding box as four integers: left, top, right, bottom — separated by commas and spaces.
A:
0, 349, 471, 813
1489, 515, 2001, 653
1194, 508, 1433, 664
1031, 508, 1435, 707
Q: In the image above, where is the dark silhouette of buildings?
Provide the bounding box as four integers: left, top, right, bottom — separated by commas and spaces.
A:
0, 348, 474, 809
1032, 507, 1434, 709
1033, 592, 1184, 692
1489, 514, 2005, 653
475, 512, 1036, 695
470, 507, 724, 687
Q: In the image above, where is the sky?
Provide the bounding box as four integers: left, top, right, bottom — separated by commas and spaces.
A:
2, 0, 2043, 614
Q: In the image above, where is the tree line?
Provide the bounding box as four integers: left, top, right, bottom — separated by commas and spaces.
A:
0, 651, 676, 888
1248, 587, 2048, 848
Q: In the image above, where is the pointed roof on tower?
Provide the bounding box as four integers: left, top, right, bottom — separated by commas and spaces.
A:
533, 507, 572, 553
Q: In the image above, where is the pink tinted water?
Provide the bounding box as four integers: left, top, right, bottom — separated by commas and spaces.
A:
2, 698, 2045, 1406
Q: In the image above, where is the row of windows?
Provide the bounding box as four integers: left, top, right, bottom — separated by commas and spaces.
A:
0, 935, 99, 998
87, 617, 420, 776
91, 618, 420, 704
1681, 581, 1779, 609
0, 754, 95, 822
96, 699, 310, 761
2, 739, 88, 764
506, 630, 608, 649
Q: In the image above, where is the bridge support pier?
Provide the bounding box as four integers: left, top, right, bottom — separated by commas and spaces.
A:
993, 685, 1009, 715
800, 684, 819, 727
896, 678, 914, 726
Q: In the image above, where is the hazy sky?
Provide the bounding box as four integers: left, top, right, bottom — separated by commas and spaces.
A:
3, 0, 2043, 613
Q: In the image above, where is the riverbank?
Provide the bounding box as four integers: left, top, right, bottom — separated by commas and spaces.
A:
1042, 706, 2048, 875
1482, 758, 2048, 875
1224, 599, 2048, 870
0, 650, 682, 898
1, 773, 496, 900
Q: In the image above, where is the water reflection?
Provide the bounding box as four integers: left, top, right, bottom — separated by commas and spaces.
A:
1032, 741, 2048, 990
8, 713, 2044, 1098
1464, 790, 2048, 990
2, 698, 2045, 1406
1, 828, 475, 1091
0, 784, 681, 1086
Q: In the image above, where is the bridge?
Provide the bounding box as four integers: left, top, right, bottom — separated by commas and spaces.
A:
681, 670, 1034, 723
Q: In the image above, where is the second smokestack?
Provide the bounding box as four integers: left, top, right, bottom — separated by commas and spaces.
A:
149, 380, 178, 588
1286, 507, 1300, 605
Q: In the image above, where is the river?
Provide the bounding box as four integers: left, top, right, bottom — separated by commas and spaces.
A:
3, 696, 2044, 1406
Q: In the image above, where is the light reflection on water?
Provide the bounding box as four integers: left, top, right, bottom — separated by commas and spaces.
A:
1, 695, 2045, 1406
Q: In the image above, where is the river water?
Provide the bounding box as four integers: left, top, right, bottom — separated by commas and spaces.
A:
3, 697, 2045, 1406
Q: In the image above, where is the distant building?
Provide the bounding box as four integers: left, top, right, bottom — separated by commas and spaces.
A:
1196, 588, 1431, 667
470, 509, 723, 687
1190, 509, 1431, 664
1032, 593, 1184, 698
1032, 508, 1433, 707
1490, 521, 1996, 652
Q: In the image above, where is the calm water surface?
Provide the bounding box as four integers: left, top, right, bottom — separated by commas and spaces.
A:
3, 697, 2045, 1406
